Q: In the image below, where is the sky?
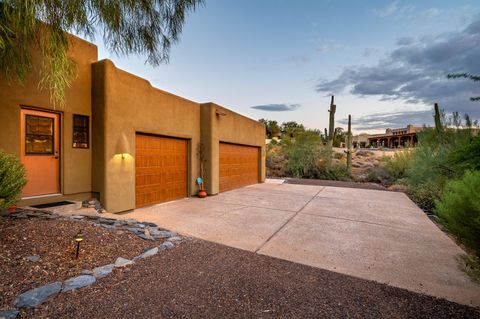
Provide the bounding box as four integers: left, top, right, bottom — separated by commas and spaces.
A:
91, 0, 480, 134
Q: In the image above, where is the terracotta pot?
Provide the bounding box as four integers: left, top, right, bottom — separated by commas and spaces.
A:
198, 190, 207, 198
7, 204, 17, 213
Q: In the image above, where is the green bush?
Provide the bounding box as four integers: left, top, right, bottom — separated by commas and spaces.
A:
408, 180, 444, 213
435, 171, 480, 255
0, 151, 27, 211
383, 150, 413, 182
282, 130, 350, 181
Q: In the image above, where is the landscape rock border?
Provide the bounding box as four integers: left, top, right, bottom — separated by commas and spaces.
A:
1, 208, 182, 317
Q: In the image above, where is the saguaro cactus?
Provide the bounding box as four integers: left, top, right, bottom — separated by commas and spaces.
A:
327, 95, 336, 147
346, 114, 352, 174
434, 103, 442, 133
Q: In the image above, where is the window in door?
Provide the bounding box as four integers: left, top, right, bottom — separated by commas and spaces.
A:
25, 115, 54, 155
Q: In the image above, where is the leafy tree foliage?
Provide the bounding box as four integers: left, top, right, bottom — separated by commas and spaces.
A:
0, 0, 203, 103
281, 121, 305, 138
259, 119, 281, 139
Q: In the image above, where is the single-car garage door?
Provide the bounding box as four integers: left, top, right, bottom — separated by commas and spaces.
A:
219, 142, 259, 192
135, 134, 187, 208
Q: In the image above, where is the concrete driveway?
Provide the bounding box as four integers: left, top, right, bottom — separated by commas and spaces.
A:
114, 181, 480, 307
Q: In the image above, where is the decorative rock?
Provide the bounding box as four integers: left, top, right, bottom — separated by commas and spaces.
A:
138, 234, 154, 241
150, 230, 177, 238
136, 223, 146, 228
98, 218, 115, 225
126, 227, 142, 234
1, 210, 10, 217
12, 213, 27, 219
168, 236, 182, 242
80, 269, 93, 275
133, 247, 158, 261
92, 264, 115, 278
160, 241, 174, 250
114, 257, 134, 268
0, 309, 19, 319
100, 224, 116, 230
125, 218, 139, 225
142, 222, 157, 227
70, 215, 84, 220
13, 282, 62, 308
62, 275, 96, 292
25, 255, 40, 262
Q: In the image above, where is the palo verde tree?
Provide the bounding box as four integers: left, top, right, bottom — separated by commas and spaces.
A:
447, 73, 480, 102
0, 0, 203, 104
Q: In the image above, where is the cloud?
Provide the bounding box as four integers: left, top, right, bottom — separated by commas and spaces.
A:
316, 17, 480, 118
374, 1, 399, 17
423, 7, 441, 18
373, 1, 415, 19
250, 104, 301, 112
338, 110, 433, 131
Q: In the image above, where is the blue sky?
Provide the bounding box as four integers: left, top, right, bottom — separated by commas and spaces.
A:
93, 0, 480, 133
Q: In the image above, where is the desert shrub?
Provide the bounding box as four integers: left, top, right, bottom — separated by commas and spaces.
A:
0, 151, 27, 211
333, 152, 344, 160
365, 166, 390, 184
366, 151, 412, 186
435, 170, 480, 255
403, 128, 476, 211
282, 130, 350, 181
382, 150, 413, 181
408, 180, 444, 212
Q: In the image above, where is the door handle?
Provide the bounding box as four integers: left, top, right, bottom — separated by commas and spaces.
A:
54, 151, 59, 159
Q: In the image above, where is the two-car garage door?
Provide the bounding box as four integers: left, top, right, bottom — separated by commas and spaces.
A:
135, 135, 259, 207
135, 134, 187, 208
219, 142, 259, 192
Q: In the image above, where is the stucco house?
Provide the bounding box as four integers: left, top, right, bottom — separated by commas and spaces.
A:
0, 34, 265, 213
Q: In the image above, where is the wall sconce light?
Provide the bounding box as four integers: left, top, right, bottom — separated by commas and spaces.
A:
115, 133, 131, 160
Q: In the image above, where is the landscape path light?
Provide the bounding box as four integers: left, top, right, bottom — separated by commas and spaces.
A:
74, 230, 84, 259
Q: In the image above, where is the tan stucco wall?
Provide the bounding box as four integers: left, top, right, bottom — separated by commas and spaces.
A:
200, 103, 266, 195
1, 33, 264, 212
92, 60, 202, 213
0, 34, 98, 206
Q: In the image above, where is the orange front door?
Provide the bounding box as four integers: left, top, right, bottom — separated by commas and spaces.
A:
20, 109, 60, 197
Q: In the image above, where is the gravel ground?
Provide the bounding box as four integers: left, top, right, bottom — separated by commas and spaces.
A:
0, 217, 153, 308
283, 177, 388, 191
26, 239, 479, 319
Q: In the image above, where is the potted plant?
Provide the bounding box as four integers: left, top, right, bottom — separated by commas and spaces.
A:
0, 151, 27, 216
196, 143, 207, 198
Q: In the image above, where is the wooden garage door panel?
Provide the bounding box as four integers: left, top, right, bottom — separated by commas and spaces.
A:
219, 143, 259, 192
135, 134, 187, 208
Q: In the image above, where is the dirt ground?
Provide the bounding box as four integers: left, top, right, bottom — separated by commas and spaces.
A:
0, 217, 153, 308
24, 239, 479, 319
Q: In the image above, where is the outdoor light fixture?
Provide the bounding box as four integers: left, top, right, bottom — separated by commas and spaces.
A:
74, 230, 84, 259
215, 109, 227, 116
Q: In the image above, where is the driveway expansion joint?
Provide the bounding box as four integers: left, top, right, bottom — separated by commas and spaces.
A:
254, 187, 325, 253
